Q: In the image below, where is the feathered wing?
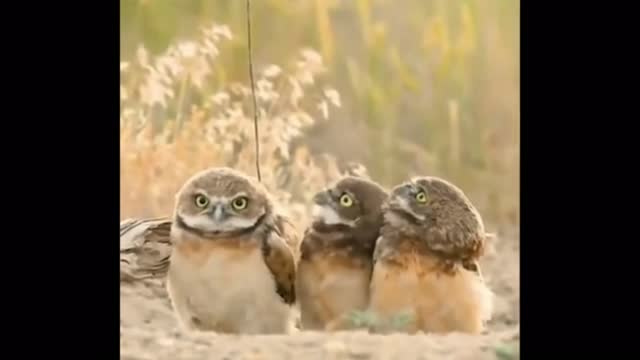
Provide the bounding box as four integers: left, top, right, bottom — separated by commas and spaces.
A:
272, 214, 301, 259
425, 226, 485, 263
120, 217, 173, 282
261, 224, 297, 306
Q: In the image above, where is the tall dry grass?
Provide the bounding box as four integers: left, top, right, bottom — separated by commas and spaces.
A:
121, 0, 519, 231
121, 24, 358, 229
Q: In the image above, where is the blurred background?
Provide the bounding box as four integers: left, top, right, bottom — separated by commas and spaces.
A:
120, 0, 519, 235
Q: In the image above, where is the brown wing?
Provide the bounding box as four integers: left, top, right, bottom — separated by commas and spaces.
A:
261, 229, 297, 305
457, 233, 494, 281
425, 226, 485, 263
120, 217, 173, 282
273, 214, 301, 259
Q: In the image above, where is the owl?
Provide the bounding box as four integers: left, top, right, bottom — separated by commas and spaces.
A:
367, 176, 493, 334
161, 167, 298, 334
295, 176, 388, 331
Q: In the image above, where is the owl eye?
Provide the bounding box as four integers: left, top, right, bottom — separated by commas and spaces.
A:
195, 194, 209, 208
415, 191, 428, 203
339, 194, 353, 207
232, 196, 249, 210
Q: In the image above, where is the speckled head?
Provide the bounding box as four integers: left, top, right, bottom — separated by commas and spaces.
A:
384, 175, 485, 237
310, 176, 388, 233
172, 167, 273, 238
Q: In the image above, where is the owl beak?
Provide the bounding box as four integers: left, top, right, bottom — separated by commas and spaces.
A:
312, 191, 330, 206
210, 204, 226, 222
407, 182, 419, 195
387, 185, 414, 210
393, 184, 412, 199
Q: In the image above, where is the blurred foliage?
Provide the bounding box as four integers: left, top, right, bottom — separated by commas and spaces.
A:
494, 341, 520, 360
120, 0, 519, 230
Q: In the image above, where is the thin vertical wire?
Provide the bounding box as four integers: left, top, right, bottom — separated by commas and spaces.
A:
246, 0, 262, 182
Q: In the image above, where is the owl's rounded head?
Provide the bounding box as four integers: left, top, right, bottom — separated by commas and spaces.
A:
310, 176, 388, 234
172, 167, 273, 238
384, 176, 484, 234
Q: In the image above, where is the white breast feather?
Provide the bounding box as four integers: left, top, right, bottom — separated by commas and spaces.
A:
167, 247, 293, 333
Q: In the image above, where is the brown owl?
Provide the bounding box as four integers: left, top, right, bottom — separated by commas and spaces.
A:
295, 176, 388, 331
367, 176, 493, 334
126, 167, 300, 334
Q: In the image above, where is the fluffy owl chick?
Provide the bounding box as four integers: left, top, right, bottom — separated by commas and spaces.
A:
368, 176, 494, 334
296, 176, 388, 331
166, 167, 297, 334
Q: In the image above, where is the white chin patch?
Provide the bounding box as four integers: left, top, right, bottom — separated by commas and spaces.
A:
178, 211, 261, 233
311, 205, 354, 227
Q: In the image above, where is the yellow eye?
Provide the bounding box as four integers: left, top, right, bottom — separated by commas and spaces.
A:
232, 196, 249, 210
339, 194, 353, 207
195, 194, 209, 208
415, 191, 427, 203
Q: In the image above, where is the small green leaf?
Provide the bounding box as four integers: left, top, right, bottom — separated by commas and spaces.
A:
494, 342, 519, 360
347, 310, 379, 328
389, 312, 414, 330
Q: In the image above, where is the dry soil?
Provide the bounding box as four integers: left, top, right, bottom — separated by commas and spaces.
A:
120, 228, 520, 360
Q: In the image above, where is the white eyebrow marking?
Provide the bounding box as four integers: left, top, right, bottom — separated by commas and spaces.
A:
204, 196, 229, 203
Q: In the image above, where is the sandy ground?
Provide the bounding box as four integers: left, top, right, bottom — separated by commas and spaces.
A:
120, 228, 519, 360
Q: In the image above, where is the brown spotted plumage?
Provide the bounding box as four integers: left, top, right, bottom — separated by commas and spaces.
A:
296, 176, 388, 331
368, 176, 493, 334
